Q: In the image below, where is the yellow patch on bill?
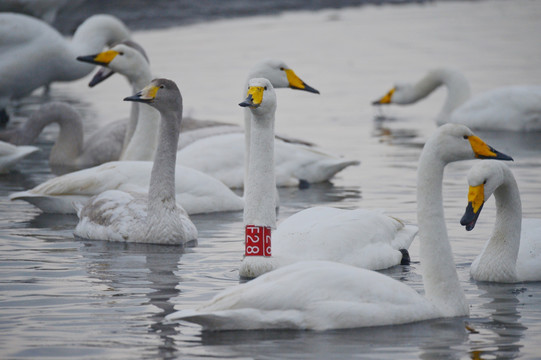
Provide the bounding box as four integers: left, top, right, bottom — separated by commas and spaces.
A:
93, 50, 119, 64
285, 69, 306, 90
377, 88, 396, 104
247, 86, 265, 105
468, 136, 497, 158
468, 184, 485, 213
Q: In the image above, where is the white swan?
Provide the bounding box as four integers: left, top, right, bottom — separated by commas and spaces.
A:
166, 119, 513, 330
178, 60, 357, 189
0, 13, 130, 123
236, 78, 416, 278
372, 68, 541, 131
0, 102, 125, 173
75, 78, 197, 244
0, 140, 39, 173
460, 160, 541, 282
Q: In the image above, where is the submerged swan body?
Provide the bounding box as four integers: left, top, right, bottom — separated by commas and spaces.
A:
373, 68, 541, 131
460, 161, 541, 282
236, 79, 415, 278
75, 78, 197, 244
0, 13, 130, 121
166, 90, 513, 330
0, 102, 125, 173
0, 140, 39, 173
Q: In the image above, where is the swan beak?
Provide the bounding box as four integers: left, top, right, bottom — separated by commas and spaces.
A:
77, 49, 120, 66
460, 184, 485, 231
285, 69, 320, 94
124, 84, 159, 103
372, 88, 395, 105
468, 136, 514, 161
88, 67, 116, 87
239, 86, 265, 108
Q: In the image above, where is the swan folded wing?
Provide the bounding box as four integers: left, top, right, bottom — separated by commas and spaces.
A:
516, 218, 541, 281
168, 261, 439, 331
273, 208, 416, 270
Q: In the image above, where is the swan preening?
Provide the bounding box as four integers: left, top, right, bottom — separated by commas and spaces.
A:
372, 68, 541, 131
166, 85, 513, 330
75, 78, 197, 245
460, 161, 541, 283
237, 79, 416, 278
0, 102, 125, 173
0, 13, 130, 123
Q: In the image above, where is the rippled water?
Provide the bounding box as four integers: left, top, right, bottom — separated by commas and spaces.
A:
1, 1, 541, 359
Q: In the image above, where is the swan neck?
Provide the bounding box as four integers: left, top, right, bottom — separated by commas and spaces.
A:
148, 108, 181, 215
120, 104, 160, 161
243, 110, 276, 228
430, 69, 471, 125
417, 147, 468, 316
475, 170, 521, 281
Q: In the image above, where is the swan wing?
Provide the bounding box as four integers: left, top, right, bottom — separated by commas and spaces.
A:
0, 141, 39, 173
516, 218, 541, 281
273, 207, 417, 270
167, 261, 438, 331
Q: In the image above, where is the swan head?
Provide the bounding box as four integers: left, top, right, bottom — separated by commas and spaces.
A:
124, 78, 182, 114
372, 83, 417, 105
428, 124, 514, 164
239, 78, 277, 115
77, 41, 149, 87
248, 59, 319, 94
460, 161, 508, 231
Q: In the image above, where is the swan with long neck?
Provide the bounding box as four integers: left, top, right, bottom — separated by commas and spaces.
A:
372, 68, 541, 131
0, 102, 125, 173
77, 42, 158, 161
238, 78, 416, 278
460, 161, 541, 282
0, 13, 130, 122
166, 98, 513, 331
75, 78, 197, 244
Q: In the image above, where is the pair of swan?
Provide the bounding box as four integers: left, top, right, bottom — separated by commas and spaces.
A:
75, 78, 197, 244
373, 68, 541, 131
460, 161, 541, 283
0, 13, 130, 123
165, 79, 513, 331
237, 78, 417, 278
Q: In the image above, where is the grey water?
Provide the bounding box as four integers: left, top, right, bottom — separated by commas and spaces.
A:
2, 0, 541, 359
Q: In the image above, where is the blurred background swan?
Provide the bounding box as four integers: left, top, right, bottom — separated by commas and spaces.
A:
0, 140, 39, 173
460, 161, 541, 283
0, 12, 130, 124
372, 68, 541, 131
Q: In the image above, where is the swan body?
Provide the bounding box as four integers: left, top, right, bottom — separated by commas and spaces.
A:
0, 102, 126, 172
0, 13, 130, 120
177, 132, 359, 188
0, 140, 39, 173
167, 122, 513, 330
460, 161, 541, 282
373, 68, 541, 131
74, 78, 197, 244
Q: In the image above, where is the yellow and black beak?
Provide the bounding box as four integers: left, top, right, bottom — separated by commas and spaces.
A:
239, 86, 265, 109
460, 184, 485, 231
372, 88, 395, 105
124, 83, 159, 103
467, 135, 513, 161
77, 49, 120, 66
284, 69, 320, 94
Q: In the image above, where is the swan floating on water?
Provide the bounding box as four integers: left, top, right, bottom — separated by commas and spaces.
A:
0, 13, 130, 123
0, 102, 125, 173
460, 160, 541, 282
165, 93, 513, 331
237, 78, 416, 278
74, 78, 197, 244
0, 140, 39, 173
372, 68, 541, 131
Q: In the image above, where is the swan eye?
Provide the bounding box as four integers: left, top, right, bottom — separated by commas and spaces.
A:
118, 52, 124, 56
280, 67, 285, 71
463, 135, 468, 140
159, 85, 165, 89
483, 180, 487, 184
264, 86, 267, 90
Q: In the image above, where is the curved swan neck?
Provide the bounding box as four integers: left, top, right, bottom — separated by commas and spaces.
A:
148, 107, 181, 215
474, 168, 521, 281
244, 110, 277, 228
417, 145, 468, 316
428, 69, 471, 125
